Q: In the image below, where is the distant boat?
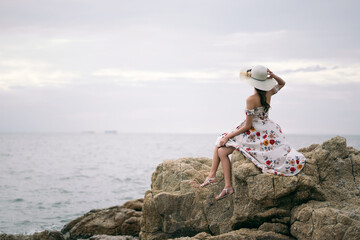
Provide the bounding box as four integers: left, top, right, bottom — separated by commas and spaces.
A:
104, 130, 117, 134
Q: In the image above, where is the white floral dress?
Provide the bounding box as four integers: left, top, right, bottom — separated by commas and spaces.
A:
215, 106, 306, 176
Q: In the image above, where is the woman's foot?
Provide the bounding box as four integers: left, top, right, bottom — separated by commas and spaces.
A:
200, 177, 217, 188
215, 188, 234, 200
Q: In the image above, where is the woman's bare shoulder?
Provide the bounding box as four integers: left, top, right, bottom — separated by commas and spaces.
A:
246, 94, 260, 102
246, 95, 258, 109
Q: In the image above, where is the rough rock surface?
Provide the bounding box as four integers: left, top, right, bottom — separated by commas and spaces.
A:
83, 235, 138, 240
140, 136, 360, 240
0, 231, 64, 240
61, 199, 143, 240
173, 229, 290, 240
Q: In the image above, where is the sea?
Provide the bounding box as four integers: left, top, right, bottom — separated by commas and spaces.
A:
0, 133, 359, 234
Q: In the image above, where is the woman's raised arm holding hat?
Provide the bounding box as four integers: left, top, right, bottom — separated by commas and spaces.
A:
267, 68, 286, 95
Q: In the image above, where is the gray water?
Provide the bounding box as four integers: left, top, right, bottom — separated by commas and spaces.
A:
0, 133, 359, 234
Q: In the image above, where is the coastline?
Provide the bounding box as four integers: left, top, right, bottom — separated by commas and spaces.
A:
1, 136, 360, 239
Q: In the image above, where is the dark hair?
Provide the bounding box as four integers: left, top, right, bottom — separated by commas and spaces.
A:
255, 88, 270, 112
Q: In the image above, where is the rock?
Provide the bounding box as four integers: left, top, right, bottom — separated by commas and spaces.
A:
173, 229, 291, 240
61, 199, 143, 240
140, 136, 360, 239
298, 143, 319, 153
85, 235, 138, 240
291, 201, 360, 240
122, 199, 143, 212
258, 222, 289, 235
0, 231, 64, 240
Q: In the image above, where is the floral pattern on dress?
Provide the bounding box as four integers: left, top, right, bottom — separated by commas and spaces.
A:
215, 106, 306, 176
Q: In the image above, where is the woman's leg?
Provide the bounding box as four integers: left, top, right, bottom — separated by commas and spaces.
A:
208, 146, 221, 178
217, 147, 235, 189
200, 146, 221, 187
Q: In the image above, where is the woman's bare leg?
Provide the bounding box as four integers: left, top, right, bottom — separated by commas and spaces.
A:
217, 147, 235, 189
208, 146, 221, 178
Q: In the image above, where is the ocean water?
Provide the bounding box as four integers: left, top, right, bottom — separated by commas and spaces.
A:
0, 133, 359, 234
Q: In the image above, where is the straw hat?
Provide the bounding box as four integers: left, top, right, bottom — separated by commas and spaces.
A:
239, 65, 277, 91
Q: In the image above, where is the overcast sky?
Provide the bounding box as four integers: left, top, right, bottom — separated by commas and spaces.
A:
0, 0, 359, 134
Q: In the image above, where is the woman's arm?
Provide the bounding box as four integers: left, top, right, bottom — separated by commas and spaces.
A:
268, 69, 286, 95
228, 115, 253, 138
219, 98, 254, 146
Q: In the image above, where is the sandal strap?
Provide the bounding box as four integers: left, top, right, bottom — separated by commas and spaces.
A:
223, 188, 233, 192
201, 178, 214, 186
219, 188, 233, 196
216, 188, 234, 200
203, 178, 216, 184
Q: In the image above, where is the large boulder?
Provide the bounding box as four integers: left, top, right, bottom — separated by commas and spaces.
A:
61, 199, 143, 240
291, 201, 360, 240
140, 136, 360, 240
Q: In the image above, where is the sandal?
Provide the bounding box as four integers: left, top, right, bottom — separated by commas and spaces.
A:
200, 177, 217, 188
216, 188, 234, 200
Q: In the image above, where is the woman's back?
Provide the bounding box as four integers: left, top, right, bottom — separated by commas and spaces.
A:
246, 92, 273, 110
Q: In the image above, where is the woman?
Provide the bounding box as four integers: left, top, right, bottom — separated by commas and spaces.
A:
200, 65, 306, 200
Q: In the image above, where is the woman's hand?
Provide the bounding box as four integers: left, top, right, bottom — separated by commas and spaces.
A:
267, 69, 285, 86
267, 68, 274, 79
219, 136, 229, 146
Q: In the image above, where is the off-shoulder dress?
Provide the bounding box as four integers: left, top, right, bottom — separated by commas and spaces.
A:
215, 106, 306, 176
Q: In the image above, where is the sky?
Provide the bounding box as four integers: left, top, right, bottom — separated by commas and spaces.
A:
0, 0, 359, 134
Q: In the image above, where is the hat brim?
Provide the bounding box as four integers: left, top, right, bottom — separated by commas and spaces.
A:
245, 77, 277, 91
239, 70, 277, 91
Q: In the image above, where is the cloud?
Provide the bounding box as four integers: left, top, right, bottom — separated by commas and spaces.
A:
1, 59, 359, 91
213, 30, 288, 47
282, 65, 327, 73
257, 60, 360, 85
0, 60, 80, 90
91, 68, 235, 83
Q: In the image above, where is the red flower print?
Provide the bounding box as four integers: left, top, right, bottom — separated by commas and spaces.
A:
296, 160, 299, 164
246, 148, 251, 151
263, 134, 267, 139
256, 132, 260, 137
266, 160, 271, 165
290, 167, 296, 172
246, 130, 251, 135
270, 139, 275, 145
275, 172, 278, 175
279, 129, 282, 133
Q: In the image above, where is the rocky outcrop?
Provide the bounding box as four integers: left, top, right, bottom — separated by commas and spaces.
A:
61, 199, 143, 240
0, 231, 65, 240
0, 233, 138, 240
140, 136, 360, 240
0, 199, 143, 240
